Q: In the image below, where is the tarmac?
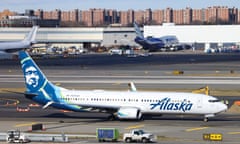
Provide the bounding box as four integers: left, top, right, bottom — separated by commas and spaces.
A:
0, 52, 240, 143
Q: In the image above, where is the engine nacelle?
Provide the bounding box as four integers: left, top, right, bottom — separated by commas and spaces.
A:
117, 107, 142, 120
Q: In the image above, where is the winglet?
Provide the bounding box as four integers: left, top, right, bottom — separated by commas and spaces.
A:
128, 82, 137, 92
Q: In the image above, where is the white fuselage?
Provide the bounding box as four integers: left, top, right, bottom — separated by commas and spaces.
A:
0, 41, 30, 54
58, 89, 227, 115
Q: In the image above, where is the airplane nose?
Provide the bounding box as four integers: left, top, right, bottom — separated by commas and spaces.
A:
221, 103, 228, 112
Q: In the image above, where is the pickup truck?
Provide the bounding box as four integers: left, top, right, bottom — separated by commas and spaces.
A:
123, 129, 155, 143
6, 130, 30, 143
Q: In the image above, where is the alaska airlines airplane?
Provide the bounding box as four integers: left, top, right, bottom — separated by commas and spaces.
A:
134, 22, 191, 52
0, 26, 38, 54
19, 51, 227, 121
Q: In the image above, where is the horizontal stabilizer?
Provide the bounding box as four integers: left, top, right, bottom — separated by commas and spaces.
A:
24, 92, 38, 98
1, 90, 37, 98
42, 101, 54, 109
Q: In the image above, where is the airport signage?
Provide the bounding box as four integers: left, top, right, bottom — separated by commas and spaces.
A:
203, 133, 222, 141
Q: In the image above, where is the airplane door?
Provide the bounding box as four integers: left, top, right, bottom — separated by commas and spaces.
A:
197, 97, 202, 109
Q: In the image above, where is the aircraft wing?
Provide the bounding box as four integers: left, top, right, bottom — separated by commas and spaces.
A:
77, 105, 118, 113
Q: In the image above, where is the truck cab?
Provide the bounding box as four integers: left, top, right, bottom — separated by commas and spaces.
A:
123, 129, 155, 143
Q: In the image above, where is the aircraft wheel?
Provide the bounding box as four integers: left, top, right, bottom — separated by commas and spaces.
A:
138, 115, 144, 121
108, 114, 116, 121
204, 117, 208, 122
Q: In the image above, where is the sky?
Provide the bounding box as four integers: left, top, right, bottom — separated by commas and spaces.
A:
1, 0, 240, 12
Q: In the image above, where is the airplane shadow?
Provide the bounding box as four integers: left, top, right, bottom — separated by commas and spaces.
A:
39, 112, 239, 122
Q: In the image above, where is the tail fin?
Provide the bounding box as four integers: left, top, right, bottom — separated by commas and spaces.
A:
19, 51, 83, 111
19, 50, 51, 93
23, 26, 38, 43
133, 22, 144, 39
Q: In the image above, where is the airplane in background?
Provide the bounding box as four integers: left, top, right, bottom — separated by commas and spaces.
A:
134, 22, 191, 52
18, 50, 227, 122
0, 26, 38, 54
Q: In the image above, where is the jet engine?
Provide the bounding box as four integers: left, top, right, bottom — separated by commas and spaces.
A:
117, 107, 142, 120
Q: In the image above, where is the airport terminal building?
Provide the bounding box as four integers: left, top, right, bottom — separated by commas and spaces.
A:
144, 24, 240, 51
0, 24, 240, 53
0, 27, 138, 51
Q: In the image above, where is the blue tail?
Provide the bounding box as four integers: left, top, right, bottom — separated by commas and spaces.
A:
19, 50, 84, 111
19, 51, 50, 93
19, 50, 58, 105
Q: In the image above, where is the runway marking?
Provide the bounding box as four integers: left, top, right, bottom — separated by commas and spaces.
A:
185, 127, 208, 132
228, 132, 240, 135
125, 124, 145, 130
112, 83, 121, 85
0, 88, 25, 93
55, 82, 61, 86
15, 122, 37, 127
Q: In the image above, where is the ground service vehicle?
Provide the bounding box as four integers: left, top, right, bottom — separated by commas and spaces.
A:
6, 130, 30, 143
96, 128, 119, 142
123, 129, 155, 143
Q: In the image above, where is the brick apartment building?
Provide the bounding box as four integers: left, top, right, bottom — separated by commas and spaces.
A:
0, 6, 239, 27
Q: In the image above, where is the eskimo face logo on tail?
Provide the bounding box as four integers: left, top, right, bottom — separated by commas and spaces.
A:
25, 66, 39, 88
150, 97, 193, 112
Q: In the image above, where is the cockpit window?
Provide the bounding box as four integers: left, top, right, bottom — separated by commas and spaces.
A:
208, 99, 221, 102
138, 130, 145, 134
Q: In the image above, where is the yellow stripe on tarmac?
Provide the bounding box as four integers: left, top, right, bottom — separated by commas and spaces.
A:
0, 88, 25, 93
228, 132, 240, 135
185, 127, 208, 132
55, 83, 61, 86
112, 83, 121, 85
15, 122, 37, 128
125, 124, 144, 130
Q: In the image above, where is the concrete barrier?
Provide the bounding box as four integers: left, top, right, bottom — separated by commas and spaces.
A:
0, 132, 69, 143
27, 133, 68, 142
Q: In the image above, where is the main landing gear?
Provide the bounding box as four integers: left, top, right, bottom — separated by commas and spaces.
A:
107, 114, 117, 121
204, 117, 209, 122
204, 114, 215, 122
